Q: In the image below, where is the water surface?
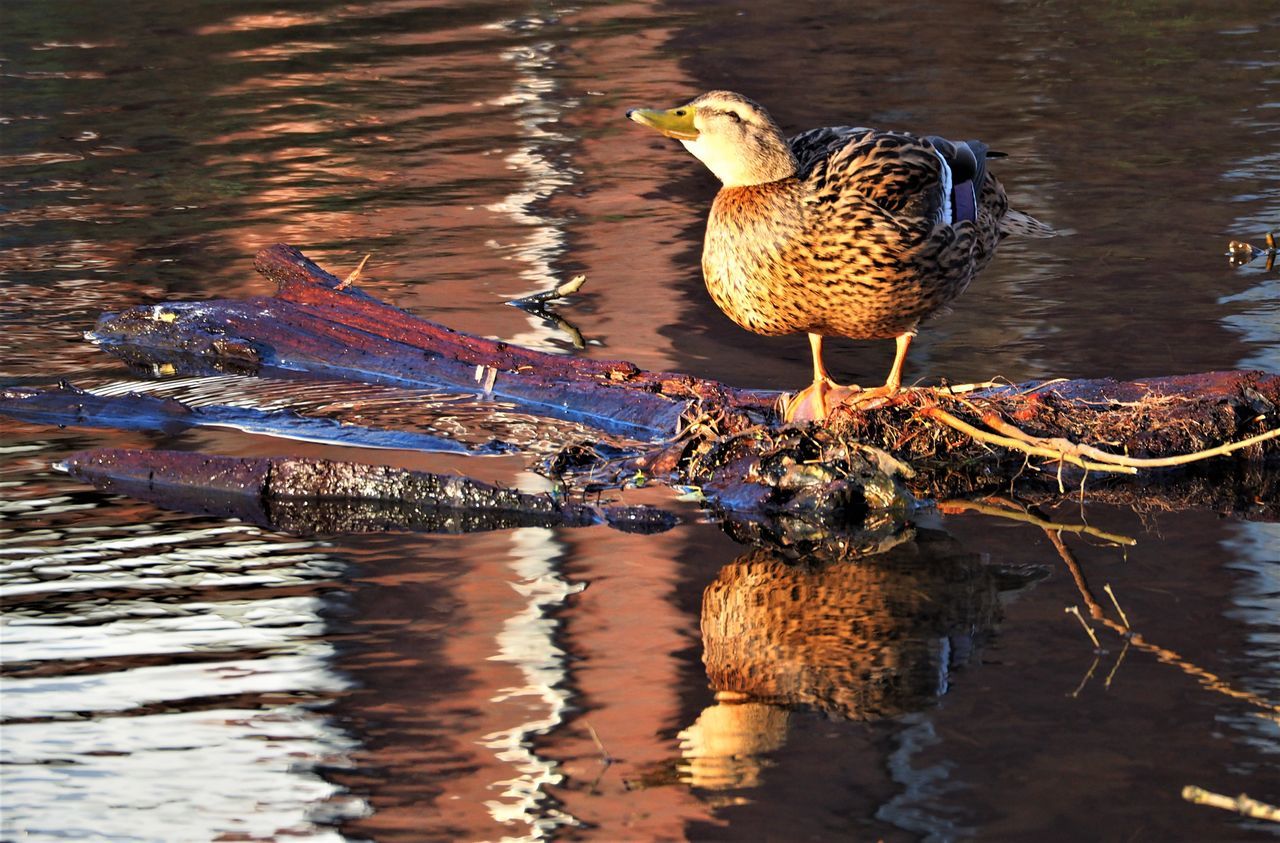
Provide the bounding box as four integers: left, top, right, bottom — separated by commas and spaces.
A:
2, 1, 1278, 840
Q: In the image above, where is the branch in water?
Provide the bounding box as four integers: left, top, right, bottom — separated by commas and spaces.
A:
58, 448, 681, 536
507, 274, 587, 308
1182, 786, 1280, 823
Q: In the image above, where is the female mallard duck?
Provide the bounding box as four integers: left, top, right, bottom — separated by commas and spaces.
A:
627, 90, 1051, 421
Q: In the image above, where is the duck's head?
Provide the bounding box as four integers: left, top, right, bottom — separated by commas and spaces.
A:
627, 91, 797, 188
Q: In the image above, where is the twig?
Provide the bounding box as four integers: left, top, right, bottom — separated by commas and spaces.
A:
978, 409, 1280, 469
1104, 639, 1130, 690
1103, 583, 1130, 629
585, 720, 614, 765
508, 274, 587, 309
941, 378, 1007, 394
1182, 786, 1280, 823
936, 498, 1136, 546
582, 720, 615, 795
506, 275, 589, 348
1016, 378, 1071, 396
1065, 605, 1101, 648
539, 308, 587, 349
1044, 526, 1280, 715
336, 253, 372, 290
1045, 530, 1104, 612
1071, 653, 1100, 697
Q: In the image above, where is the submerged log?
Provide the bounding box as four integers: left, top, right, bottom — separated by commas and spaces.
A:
0, 382, 515, 455
60, 448, 680, 536
62, 243, 1280, 523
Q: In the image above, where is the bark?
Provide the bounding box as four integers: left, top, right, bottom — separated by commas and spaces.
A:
59, 448, 680, 536
89, 244, 771, 442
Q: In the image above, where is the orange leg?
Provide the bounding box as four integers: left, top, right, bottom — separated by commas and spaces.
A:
845, 332, 914, 405
781, 334, 858, 422
881, 332, 914, 393
781, 332, 915, 422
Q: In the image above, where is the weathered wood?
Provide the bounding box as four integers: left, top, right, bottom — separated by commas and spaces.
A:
89, 296, 688, 441
89, 244, 772, 441
60, 448, 680, 536
256, 244, 775, 415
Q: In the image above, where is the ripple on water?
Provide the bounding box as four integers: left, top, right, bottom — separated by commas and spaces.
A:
0, 476, 365, 840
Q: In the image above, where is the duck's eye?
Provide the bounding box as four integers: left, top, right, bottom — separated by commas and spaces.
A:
724, 111, 742, 123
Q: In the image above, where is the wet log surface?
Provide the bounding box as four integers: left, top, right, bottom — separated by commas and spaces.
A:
89, 244, 773, 442
0, 382, 515, 455
60, 448, 681, 536
21, 243, 1278, 531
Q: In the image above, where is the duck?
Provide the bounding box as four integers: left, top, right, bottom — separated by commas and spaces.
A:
626, 90, 1052, 421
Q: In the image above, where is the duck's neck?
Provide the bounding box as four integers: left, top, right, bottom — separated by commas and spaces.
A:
681, 133, 798, 188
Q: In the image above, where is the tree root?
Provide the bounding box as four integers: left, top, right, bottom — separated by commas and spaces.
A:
935, 497, 1135, 546
827, 380, 1280, 495
919, 404, 1138, 475
1044, 522, 1280, 716
914, 390, 1280, 494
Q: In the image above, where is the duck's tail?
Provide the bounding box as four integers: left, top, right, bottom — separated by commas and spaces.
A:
1001, 208, 1057, 238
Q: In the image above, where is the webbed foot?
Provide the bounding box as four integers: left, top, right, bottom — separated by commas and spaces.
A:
781, 378, 861, 422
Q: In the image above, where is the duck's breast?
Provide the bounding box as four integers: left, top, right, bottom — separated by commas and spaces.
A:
703, 181, 812, 337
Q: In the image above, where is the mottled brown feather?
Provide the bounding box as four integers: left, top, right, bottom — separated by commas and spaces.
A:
703, 126, 1010, 341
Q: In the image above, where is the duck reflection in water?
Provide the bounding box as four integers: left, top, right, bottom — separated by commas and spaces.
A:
665, 524, 1042, 791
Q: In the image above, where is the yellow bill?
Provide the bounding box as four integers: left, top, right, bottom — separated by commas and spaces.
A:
626, 106, 699, 140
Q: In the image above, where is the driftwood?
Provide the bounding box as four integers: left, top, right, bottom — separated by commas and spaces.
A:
3, 243, 1275, 533
58, 448, 679, 536
87, 244, 771, 441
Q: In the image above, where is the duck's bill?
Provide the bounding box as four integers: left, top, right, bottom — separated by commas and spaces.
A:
626, 107, 699, 141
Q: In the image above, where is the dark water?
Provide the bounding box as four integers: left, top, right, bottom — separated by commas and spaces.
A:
2, 1, 1278, 840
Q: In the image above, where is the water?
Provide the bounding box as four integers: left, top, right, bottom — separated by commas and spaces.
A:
2, 0, 1278, 839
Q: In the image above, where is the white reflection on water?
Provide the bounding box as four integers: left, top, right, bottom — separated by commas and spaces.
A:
3, 707, 363, 842
876, 713, 974, 842
1219, 522, 1280, 772
1219, 107, 1280, 373
2, 593, 327, 664
0, 503, 365, 840
486, 15, 581, 355
1220, 271, 1280, 373
2, 651, 345, 720
479, 525, 584, 838
468, 19, 589, 833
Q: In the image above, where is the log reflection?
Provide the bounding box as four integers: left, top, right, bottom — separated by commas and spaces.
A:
677, 528, 1025, 790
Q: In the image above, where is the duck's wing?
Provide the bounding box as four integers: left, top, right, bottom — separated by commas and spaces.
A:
799, 128, 1003, 229
794, 128, 1015, 285
788, 126, 871, 180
